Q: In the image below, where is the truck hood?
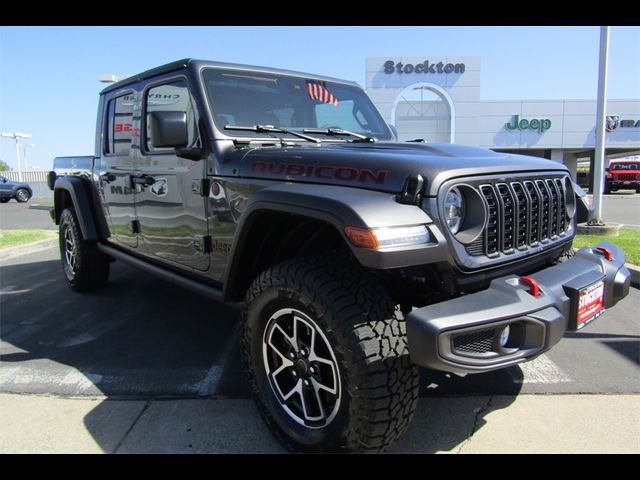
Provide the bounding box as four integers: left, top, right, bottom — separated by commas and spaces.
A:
234, 142, 568, 196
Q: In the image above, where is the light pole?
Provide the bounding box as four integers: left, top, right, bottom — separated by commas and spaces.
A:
1, 132, 32, 181
20, 143, 36, 171
591, 26, 610, 226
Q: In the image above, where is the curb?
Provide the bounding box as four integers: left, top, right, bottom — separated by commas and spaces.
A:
0, 238, 58, 262
627, 263, 640, 289
577, 222, 623, 236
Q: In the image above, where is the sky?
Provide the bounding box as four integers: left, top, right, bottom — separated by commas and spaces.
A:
0, 26, 639, 170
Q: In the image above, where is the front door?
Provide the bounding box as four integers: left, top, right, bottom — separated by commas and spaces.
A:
99, 91, 138, 249
135, 78, 210, 272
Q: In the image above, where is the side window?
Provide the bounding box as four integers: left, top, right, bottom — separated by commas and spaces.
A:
105, 93, 135, 155
145, 80, 197, 153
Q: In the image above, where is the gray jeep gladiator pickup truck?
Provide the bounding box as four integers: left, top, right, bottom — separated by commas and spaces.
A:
49, 59, 631, 453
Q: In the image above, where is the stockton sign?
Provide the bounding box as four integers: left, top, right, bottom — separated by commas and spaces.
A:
383, 60, 466, 75
505, 115, 552, 133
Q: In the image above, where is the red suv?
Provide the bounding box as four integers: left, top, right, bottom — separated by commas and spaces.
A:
605, 161, 640, 194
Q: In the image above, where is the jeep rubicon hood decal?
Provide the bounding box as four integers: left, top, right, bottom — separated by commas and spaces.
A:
234, 142, 568, 196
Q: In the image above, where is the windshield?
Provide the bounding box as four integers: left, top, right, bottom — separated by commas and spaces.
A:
611, 163, 640, 170
202, 68, 393, 141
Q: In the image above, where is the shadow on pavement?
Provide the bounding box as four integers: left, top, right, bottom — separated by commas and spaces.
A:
563, 332, 640, 367
1, 254, 524, 453
0, 257, 242, 397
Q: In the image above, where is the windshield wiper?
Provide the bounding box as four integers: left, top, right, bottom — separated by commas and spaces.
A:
303, 127, 376, 143
225, 125, 321, 143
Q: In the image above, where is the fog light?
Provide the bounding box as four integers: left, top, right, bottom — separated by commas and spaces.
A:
499, 325, 511, 348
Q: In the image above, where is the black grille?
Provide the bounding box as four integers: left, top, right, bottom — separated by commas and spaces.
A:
554, 178, 566, 233
480, 185, 499, 255
496, 184, 515, 252
453, 329, 496, 355
535, 180, 550, 241
468, 176, 570, 257
511, 182, 528, 248
615, 173, 636, 181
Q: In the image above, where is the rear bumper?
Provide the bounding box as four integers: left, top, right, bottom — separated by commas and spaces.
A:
406, 241, 631, 374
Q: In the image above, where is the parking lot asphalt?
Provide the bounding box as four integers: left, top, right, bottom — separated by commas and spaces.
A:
1, 246, 638, 400
0, 199, 56, 231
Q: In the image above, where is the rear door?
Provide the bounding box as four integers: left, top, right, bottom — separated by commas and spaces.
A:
98, 91, 138, 248
134, 76, 210, 272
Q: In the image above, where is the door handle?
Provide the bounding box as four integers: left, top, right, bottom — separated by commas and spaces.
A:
99, 172, 116, 183
131, 174, 156, 187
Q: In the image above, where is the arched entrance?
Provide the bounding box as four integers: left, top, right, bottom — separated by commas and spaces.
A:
390, 83, 455, 143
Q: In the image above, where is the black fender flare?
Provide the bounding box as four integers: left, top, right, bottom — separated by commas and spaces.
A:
222, 183, 448, 301
53, 176, 105, 241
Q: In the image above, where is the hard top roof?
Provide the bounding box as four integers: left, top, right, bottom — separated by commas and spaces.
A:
99, 58, 360, 94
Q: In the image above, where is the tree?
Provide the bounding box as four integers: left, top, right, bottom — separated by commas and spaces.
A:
0, 159, 10, 172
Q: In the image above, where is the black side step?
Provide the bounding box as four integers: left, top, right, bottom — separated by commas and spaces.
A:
97, 243, 226, 303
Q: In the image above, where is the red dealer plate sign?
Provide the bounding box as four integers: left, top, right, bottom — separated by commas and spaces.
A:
576, 280, 605, 329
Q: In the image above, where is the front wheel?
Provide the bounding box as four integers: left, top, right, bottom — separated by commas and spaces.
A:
59, 207, 110, 292
15, 189, 30, 203
241, 257, 420, 453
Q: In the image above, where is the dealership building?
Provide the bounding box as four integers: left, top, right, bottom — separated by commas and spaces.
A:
366, 56, 640, 183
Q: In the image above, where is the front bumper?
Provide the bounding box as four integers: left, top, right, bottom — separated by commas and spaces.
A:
608, 181, 640, 189
406, 241, 631, 374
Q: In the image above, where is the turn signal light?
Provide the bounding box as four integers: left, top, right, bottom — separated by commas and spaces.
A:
345, 226, 379, 249
345, 225, 430, 250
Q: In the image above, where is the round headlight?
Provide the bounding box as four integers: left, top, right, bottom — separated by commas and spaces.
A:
444, 187, 465, 234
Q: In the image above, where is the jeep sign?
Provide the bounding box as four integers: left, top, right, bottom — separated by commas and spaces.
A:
505, 115, 552, 133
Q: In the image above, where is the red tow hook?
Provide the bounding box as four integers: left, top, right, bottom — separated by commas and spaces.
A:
595, 246, 614, 261
520, 276, 541, 297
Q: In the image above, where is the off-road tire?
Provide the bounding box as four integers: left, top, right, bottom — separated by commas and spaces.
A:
59, 207, 110, 292
241, 256, 420, 453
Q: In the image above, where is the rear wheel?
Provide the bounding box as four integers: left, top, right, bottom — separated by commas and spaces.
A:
15, 189, 30, 203
59, 207, 110, 292
241, 256, 420, 453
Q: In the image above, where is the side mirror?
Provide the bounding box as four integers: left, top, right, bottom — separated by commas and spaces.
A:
572, 181, 594, 224
149, 111, 189, 148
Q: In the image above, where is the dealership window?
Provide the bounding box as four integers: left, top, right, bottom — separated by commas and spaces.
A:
145, 80, 197, 153
105, 94, 135, 155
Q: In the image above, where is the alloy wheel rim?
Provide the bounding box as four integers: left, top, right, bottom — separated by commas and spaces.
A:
17, 190, 28, 201
262, 308, 341, 429
63, 225, 77, 277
